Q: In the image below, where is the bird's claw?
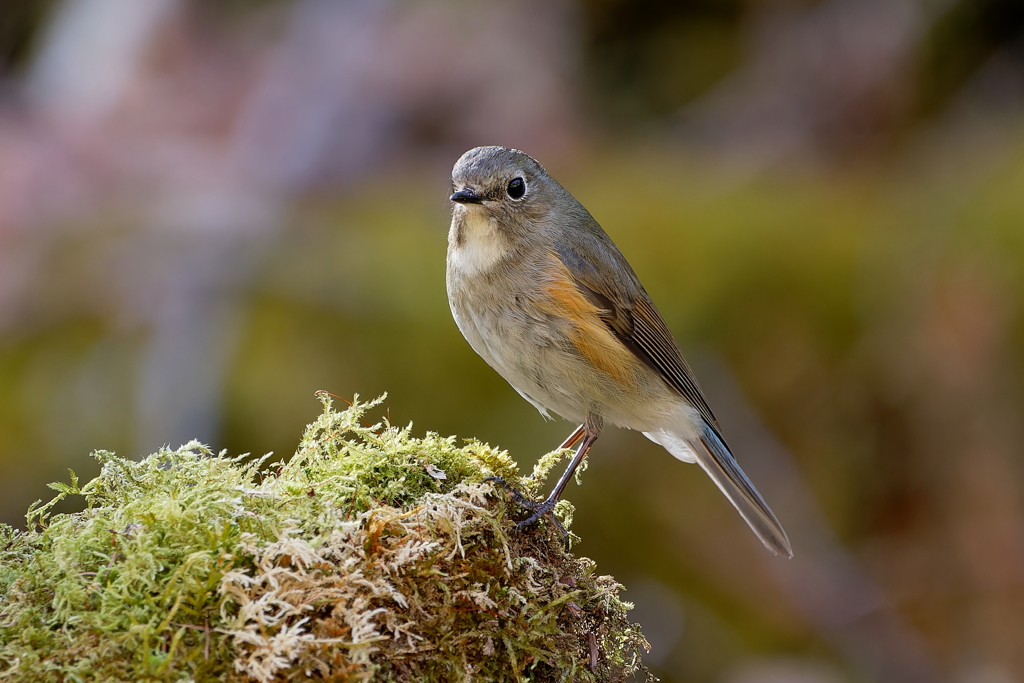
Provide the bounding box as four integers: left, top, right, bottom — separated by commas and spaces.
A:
483, 476, 569, 540
483, 476, 536, 508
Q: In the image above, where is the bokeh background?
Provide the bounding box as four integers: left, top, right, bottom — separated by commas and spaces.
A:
2, 1, 1024, 681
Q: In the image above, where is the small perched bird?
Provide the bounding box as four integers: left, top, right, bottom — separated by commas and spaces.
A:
445, 146, 792, 557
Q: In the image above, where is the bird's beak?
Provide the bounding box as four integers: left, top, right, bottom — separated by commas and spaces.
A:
450, 188, 485, 205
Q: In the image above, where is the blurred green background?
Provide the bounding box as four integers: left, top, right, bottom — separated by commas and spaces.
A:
2, 1, 1024, 681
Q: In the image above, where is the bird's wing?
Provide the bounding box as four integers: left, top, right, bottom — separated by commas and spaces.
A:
553, 238, 723, 435
555, 230, 792, 557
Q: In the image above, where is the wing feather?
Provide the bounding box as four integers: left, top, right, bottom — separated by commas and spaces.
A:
556, 242, 723, 436
553, 236, 791, 556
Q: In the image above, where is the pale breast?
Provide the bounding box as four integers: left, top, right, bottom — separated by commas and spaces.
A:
447, 208, 507, 277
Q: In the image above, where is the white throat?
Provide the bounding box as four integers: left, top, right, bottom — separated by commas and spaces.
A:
448, 207, 507, 276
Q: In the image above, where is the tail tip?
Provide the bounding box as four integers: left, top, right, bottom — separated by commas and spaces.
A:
764, 532, 794, 559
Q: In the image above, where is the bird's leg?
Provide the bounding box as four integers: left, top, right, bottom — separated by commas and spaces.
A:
555, 423, 587, 452
488, 416, 602, 533
486, 424, 584, 508
518, 420, 600, 528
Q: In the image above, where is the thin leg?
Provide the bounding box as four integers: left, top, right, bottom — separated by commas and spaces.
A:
487, 423, 585, 509
487, 416, 603, 533
516, 426, 600, 527
557, 424, 586, 451
550, 428, 597, 502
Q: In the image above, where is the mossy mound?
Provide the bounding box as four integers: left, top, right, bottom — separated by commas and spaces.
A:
0, 393, 650, 682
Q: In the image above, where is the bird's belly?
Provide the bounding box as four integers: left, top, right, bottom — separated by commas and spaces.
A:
448, 276, 677, 430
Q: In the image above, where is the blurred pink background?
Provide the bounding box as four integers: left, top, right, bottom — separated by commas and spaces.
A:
2, 1, 1024, 681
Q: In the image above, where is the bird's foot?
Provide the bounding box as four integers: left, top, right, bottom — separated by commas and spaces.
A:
484, 476, 568, 539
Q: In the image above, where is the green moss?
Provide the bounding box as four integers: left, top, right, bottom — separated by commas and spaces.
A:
0, 393, 650, 682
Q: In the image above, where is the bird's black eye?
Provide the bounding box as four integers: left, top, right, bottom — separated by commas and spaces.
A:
507, 177, 526, 199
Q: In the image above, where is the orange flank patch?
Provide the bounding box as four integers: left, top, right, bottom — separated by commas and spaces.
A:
537, 256, 641, 384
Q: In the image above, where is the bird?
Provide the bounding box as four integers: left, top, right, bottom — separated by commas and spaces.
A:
445, 145, 792, 557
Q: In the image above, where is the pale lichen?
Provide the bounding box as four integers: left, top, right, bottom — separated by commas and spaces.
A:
0, 393, 651, 682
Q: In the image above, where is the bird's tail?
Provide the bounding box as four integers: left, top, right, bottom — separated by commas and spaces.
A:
646, 425, 792, 557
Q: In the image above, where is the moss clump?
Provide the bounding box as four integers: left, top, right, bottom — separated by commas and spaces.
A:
0, 393, 651, 682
